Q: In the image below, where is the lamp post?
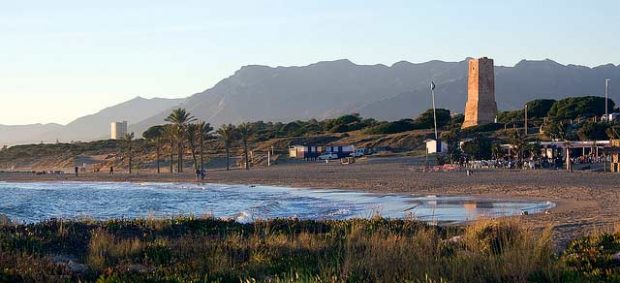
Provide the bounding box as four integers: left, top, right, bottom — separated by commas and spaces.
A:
605, 79, 611, 120
524, 104, 528, 135
430, 81, 438, 141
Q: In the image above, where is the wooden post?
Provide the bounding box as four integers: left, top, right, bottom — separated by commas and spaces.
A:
524, 104, 528, 135
425, 146, 429, 170
566, 146, 572, 172
595, 144, 599, 158
582, 146, 586, 157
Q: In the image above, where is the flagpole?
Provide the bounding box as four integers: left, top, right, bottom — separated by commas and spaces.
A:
431, 82, 438, 141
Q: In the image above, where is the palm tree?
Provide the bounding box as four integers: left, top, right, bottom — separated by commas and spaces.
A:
143, 125, 165, 174
216, 124, 237, 171
237, 122, 253, 170
509, 129, 527, 167
165, 108, 196, 173
122, 132, 135, 174
491, 143, 503, 160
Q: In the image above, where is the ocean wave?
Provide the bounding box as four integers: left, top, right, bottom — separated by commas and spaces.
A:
235, 211, 253, 223
0, 182, 555, 223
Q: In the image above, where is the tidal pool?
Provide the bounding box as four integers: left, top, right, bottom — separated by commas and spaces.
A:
0, 182, 554, 223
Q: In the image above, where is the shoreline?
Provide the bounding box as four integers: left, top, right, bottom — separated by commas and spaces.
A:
1, 160, 619, 247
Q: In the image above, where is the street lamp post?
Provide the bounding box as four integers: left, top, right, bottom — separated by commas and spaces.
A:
524, 104, 528, 135
430, 81, 438, 141
605, 79, 611, 120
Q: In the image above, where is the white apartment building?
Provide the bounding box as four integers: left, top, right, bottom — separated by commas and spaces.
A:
110, 121, 128, 140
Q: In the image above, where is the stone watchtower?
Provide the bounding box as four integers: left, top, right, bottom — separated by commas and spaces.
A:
462, 57, 498, 128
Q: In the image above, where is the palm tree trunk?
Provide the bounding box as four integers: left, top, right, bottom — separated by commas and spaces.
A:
189, 141, 199, 172
200, 135, 204, 171
128, 144, 132, 174
243, 140, 249, 170
225, 144, 230, 171
191, 149, 198, 172
169, 141, 175, 173
156, 141, 160, 174
178, 142, 183, 173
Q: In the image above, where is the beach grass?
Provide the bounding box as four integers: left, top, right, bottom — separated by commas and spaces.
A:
0, 217, 617, 282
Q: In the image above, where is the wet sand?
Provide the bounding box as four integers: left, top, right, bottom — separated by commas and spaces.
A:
1, 159, 619, 248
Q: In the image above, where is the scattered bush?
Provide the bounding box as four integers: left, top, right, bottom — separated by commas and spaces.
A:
562, 231, 620, 281
527, 99, 557, 119
461, 135, 494, 160
364, 119, 417, 135
577, 121, 611, 141
414, 108, 451, 129
548, 96, 615, 120
461, 123, 504, 135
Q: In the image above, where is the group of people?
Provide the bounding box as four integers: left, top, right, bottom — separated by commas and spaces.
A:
456, 153, 610, 171
195, 168, 207, 180
73, 165, 208, 181
574, 154, 608, 165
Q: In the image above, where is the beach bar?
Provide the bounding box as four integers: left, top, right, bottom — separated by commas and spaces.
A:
289, 145, 322, 160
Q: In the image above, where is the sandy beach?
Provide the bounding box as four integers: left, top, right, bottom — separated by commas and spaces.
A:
1, 158, 619, 247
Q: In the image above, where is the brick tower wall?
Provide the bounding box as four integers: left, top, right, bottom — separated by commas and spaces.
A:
462, 57, 498, 128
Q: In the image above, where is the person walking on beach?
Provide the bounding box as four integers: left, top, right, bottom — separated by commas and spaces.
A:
109, 166, 114, 175
200, 168, 206, 180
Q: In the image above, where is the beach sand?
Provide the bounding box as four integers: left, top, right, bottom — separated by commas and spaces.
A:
1, 158, 618, 248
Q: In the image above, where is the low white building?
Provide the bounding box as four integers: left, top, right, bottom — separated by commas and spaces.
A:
426, 139, 448, 154
110, 121, 128, 140
602, 113, 620, 121
289, 144, 356, 159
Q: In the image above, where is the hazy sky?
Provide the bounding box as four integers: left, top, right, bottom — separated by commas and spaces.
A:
1, 0, 618, 125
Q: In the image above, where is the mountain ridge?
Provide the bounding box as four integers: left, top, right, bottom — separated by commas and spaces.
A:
0, 97, 183, 145
2, 58, 619, 146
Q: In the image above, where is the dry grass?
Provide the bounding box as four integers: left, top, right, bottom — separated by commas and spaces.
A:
0, 217, 615, 282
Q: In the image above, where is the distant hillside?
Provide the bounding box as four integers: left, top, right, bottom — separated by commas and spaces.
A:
362, 59, 620, 120
41, 96, 184, 142
0, 97, 183, 145
0, 123, 63, 145
132, 60, 405, 131
3, 58, 620, 145
134, 59, 620, 133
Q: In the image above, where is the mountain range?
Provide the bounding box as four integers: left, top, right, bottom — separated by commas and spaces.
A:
1, 58, 619, 145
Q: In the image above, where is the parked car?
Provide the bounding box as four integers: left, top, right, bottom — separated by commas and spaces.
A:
349, 152, 363, 158
318, 153, 339, 160
349, 150, 365, 157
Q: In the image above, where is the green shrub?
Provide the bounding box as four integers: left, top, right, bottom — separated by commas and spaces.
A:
548, 96, 615, 120
461, 123, 504, 135
562, 232, 620, 281
364, 120, 416, 135
414, 108, 451, 129
461, 135, 494, 160
577, 121, 611, 141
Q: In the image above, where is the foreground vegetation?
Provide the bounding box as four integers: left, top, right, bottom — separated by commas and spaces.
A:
0, 217, 619, 282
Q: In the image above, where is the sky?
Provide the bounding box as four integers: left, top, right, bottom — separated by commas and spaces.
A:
1, 0, 619, 125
